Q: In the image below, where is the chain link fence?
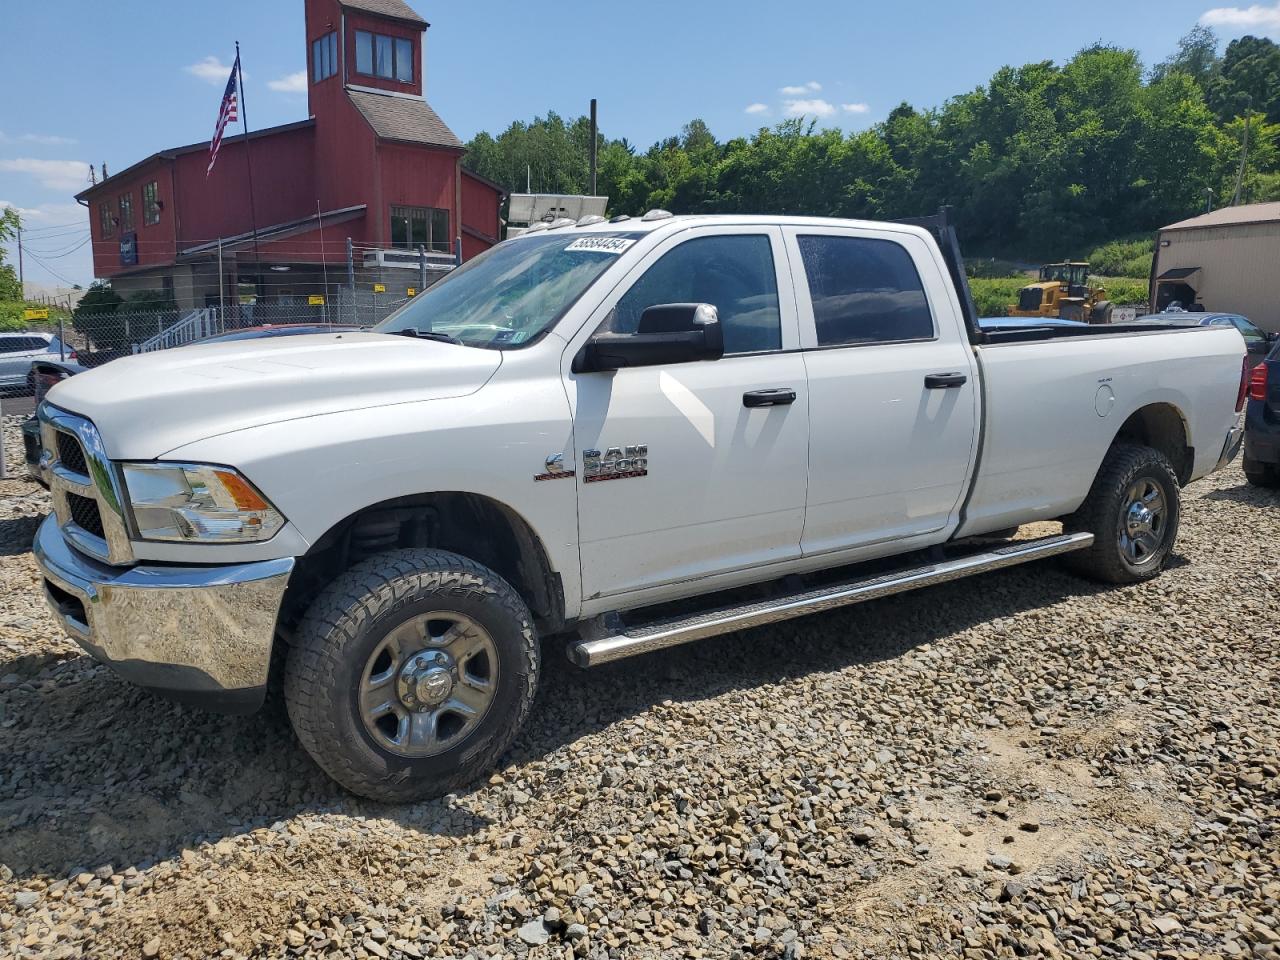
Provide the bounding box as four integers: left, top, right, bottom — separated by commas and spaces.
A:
54, 291, 414, 367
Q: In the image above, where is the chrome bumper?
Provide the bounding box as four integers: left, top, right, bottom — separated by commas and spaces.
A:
32, 514, 294, 714
1217, 417, 1245, 471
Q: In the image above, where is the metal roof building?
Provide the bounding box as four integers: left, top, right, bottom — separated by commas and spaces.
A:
1152, 202, 1280, 332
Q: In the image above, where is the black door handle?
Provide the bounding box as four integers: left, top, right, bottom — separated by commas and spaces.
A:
743, 388, 797, 408
924, 372, 967, 389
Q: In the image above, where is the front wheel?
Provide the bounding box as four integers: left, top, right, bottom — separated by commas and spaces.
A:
284, 549, 540, 802
1063, 444, 1180, 584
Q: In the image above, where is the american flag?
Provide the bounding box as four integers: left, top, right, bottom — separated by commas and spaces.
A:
207, 56, 240, 177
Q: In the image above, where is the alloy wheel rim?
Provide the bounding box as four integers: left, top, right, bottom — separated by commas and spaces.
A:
358, 612, 498, 758
1119, 477, 1167, 566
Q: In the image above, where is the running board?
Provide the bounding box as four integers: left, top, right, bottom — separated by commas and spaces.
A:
568, 532, 1093, 667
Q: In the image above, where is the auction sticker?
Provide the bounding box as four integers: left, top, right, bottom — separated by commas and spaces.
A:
565, 236, 637, 254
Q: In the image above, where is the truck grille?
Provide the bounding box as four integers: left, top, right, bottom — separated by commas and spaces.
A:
56, 432, 89, 476
1018, 288, 1043, 311
38, 404, 135, 565
67, 492, 106, 539
23, 431, 40, 466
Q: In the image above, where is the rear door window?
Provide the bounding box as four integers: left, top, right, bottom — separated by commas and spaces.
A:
797, 235, 934, 346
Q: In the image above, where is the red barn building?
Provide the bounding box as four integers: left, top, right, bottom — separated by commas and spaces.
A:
76, 0, 503, 312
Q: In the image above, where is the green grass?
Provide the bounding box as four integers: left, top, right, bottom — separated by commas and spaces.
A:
0, 300, 70, 331
1086, 238, 1153, 279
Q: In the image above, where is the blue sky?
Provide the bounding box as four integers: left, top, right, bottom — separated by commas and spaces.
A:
4, 0, 1279, 288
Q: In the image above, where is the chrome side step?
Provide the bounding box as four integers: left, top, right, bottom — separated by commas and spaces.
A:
569, 532, 1093, 667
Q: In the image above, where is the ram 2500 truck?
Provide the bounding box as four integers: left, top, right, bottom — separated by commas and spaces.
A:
31, 211, 1247, 801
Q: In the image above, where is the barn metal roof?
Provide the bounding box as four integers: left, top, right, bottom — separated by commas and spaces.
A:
1162, 201, 1280, 232
347, 89, 462, 150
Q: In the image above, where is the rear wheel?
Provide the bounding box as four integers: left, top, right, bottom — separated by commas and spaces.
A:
1244, 456, 1280, 488
284, 549, 539, 802
1064, 444, 1180, 584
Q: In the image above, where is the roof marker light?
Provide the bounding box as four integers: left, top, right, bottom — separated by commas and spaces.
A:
577, 215, 606, 227
641, 209, 674, 221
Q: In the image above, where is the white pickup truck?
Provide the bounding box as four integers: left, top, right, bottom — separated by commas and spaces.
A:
32, 211, 1247, 800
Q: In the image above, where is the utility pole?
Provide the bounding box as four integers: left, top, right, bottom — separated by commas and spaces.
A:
1231, 95, 1253, 207
16, 222, 23, 294
589, 98, 598, 196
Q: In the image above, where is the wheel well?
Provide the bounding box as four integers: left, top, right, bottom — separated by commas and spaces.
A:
283, 493, 564, 637
1113, 403, 1193, 484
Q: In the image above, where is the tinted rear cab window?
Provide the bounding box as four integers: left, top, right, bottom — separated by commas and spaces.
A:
798, 235, 934, 346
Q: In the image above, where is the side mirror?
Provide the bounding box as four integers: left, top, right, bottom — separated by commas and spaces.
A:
573, 303, 724, 373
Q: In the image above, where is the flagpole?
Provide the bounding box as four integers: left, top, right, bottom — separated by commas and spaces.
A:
235, 41, 263, 291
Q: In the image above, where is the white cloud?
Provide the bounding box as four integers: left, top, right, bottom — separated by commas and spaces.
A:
22, 133, 77, 146
185, 55, 237, 84
0, 199, 87, 224
779, 81, 822, 95
784, 98, 836, 118
268, 70, 308, 94
1201, 2, 1280, 35
841, 102, 870, 114
744, 102, 769, 115
0, 158, 94, 192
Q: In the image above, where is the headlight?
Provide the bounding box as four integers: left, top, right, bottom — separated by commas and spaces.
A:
121, 463, 285, 543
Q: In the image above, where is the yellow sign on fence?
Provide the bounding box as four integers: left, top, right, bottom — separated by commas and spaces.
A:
372, 283, 386, 293
308, 295, 326, 306
406, 287, 417, 297
23, 307, 50, 321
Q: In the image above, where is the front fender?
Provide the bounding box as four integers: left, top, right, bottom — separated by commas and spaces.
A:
163, 371, 582, 618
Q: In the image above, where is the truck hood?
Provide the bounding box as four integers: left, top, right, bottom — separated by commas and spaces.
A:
47, 332, 503, 459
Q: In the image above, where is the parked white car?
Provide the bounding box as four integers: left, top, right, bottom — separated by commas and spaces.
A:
0, 331, 74, 393
31, 212, 1247, 800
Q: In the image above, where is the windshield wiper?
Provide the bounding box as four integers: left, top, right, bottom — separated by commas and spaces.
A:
392, 327, 461, 345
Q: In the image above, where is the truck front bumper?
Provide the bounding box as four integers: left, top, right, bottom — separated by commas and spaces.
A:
32, 514, 294, 714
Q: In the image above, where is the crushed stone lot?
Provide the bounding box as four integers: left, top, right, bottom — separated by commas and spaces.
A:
0, 412, 1276, 960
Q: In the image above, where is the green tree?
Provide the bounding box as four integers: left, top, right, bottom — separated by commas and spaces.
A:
1150, 24, 1220, 89
71, 281, 124, 350
0, 207, 21, 301
1208, 35, 1280, 123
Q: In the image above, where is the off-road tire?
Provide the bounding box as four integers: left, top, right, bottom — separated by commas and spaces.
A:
1243, 456, 1280, 488
1063, 443, 1180, 584
284, 549, 539, 802
1090, 300, 1114, 325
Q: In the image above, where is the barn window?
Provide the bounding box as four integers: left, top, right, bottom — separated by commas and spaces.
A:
312, 31, 338, 82
355, 30, 413, 83
390, 205, 449, 253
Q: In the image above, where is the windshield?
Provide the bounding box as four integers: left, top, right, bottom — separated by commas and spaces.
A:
375, 232, 642, 348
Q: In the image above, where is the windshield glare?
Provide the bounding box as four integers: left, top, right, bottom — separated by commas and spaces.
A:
375, 232, 640, 348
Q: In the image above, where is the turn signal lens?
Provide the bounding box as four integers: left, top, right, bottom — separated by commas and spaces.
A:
1249, 362, 1268, 402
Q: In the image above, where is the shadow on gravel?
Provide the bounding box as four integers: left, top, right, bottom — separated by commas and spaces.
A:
0, 559, 1107, 881
0, 514, 40, 557
1202, 482, 1280, 506
507, 561, 1112, 780
0, 662, 491, 879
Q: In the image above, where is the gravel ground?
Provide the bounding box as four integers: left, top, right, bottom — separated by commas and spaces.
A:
0, 413, 1276, 960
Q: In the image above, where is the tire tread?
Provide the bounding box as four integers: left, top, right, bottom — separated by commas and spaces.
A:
284, 549, 539, 802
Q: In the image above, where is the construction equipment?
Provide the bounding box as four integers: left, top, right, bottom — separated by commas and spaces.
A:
1008, 262, 1113, 324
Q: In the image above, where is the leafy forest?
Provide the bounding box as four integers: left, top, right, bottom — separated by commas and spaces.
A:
464, 27, 1280, 263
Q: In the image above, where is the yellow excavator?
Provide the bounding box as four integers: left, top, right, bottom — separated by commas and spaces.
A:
1008, 262, 1113, 324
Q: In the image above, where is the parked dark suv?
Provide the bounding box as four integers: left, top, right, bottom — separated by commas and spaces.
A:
1244, 338, 1280, 487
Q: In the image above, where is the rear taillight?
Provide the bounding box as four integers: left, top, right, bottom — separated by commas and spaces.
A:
1237, 357, 1250, 412
1249, 362, 1268, 402
67, 349, 77, 361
